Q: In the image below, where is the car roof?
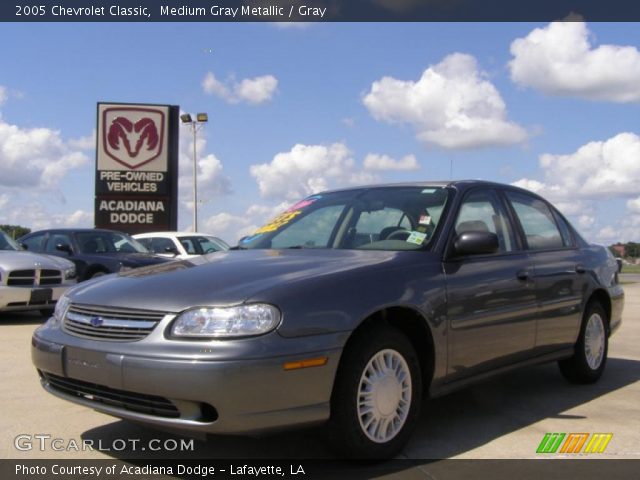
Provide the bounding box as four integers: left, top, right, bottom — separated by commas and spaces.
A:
23, 228, 127, 235
319, 179, 532, 195
132, 232, 218, 238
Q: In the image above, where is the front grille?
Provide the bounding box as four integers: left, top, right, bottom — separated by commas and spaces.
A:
42, 372, 179, 418
7, 268, 63, 286
63, 304, 167, 342
40, 269, 63, 286
7, 270, 35, 286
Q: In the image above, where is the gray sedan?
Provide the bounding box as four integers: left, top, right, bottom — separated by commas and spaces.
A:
31, 181, 623, 458
1, 231, 76, 315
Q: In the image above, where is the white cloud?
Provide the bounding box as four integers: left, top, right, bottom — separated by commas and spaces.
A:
68, 130, 96, 150
250, 143, 377, 201
177, 122, 232, 230
363, 53, 527, 149
509, 22, 640, 102
595, 225, 619, 244
363, 153, 420, 171
201, 202, 289, 244
628, 197, 640, 214
178, 122, 231, 199
0, 203, 92, 231
341, 117, 356, 128
0, 120, 90, 189
202, 72, 278, 105
513, 133, 640, 243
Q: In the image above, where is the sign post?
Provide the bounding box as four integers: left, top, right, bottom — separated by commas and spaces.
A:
95, 102, 179, 234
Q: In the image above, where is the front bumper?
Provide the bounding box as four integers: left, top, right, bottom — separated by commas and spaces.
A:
31, 327, 345, 435
0, 283, 73, 312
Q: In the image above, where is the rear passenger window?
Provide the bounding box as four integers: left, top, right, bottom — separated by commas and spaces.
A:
506, 191, 564, 250
553, 212, 575, 247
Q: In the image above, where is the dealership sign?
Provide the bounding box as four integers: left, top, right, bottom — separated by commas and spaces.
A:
95, 102, 179, 234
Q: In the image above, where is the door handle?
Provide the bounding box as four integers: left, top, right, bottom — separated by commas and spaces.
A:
517, 269, 531, 281
575, 264, 586, 274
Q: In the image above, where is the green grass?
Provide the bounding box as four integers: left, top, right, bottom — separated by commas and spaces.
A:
621, 264, 640, 274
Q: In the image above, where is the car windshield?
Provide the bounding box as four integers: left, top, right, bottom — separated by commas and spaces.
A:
76, 232, 149, 254
239, 186, 451, 251
0, 232, 22, 251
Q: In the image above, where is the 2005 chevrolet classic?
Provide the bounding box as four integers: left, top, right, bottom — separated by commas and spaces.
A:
32, 181, 623, 458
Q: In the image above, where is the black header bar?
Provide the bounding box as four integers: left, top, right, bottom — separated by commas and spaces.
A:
5, 0, 640, 22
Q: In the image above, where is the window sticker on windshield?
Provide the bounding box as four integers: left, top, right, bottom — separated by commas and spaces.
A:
421, 188, 437, 194
240, 233, 263, 244
285, 195, 321, 213
406, 231, 427, 245
419, 214, 431, 225
253, 195, 321, 235
254, 210, 303, 235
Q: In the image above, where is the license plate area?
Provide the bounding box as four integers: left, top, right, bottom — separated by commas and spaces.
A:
30, 288, 52, 305
64, 347, 118, 386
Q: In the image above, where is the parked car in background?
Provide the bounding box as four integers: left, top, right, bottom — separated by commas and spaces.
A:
133, 232, 229, 259
19, 229, 170, 281
31, 181, 623, 458
1, 230, 76, 315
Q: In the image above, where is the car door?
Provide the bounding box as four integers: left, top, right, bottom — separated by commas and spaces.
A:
443, 188, 537, 380
504, 190, 586, 352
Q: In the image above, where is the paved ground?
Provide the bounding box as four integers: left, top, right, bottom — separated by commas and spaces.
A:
1, 283, 638, 461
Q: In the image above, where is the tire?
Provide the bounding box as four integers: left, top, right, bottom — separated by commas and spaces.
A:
558, 302, 609, 384
327, 325, 422, 459
89, 271, 107, 280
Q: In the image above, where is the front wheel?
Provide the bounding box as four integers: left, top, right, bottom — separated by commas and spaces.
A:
558, 302, 609, 384
327, 325, 422, 459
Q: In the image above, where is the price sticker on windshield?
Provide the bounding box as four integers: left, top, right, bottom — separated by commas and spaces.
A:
406, 231, 427, 245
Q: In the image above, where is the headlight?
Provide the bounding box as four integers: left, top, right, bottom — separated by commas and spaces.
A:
64, 266, 76, 280
49, 294, 71, 327
171, 304, 281, 339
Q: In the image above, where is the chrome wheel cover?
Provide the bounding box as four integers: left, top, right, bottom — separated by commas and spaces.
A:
357, 349, 412, 443
585, 313, 605, 370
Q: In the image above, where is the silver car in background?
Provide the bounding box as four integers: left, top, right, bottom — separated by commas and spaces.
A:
0, 231, 77, 315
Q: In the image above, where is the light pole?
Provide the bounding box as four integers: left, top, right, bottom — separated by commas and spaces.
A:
180, 112, 208, 232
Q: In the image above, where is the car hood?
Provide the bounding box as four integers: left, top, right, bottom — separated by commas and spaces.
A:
0, 250, 74, 271
82, 252, 169, 266
66, 249, 416, 312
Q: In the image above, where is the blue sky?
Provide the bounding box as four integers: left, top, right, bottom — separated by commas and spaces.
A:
0, 22, 639, 243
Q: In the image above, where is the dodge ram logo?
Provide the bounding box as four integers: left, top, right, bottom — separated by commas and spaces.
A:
102, 107, 165, 169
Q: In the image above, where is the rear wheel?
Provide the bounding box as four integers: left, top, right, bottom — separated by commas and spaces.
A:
327, 325, 421, 459
558, 302, 608, 384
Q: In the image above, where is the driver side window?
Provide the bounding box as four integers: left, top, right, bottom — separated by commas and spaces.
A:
455, 190, 515, 253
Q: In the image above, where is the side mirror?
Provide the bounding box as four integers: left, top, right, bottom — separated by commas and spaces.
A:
454, 231, 499, 256
56, 243, 73, 255
164, 246, 179, 256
